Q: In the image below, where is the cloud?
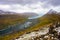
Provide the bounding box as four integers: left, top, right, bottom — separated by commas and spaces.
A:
47, 0, 60, 6
0, 0, 41, 4
0, 0, 60, 6
0, 0, 60, 15
0, 2, 49, 14
0, 0, 60, 9
38, 0, 60, 6
0, 4, 11, 10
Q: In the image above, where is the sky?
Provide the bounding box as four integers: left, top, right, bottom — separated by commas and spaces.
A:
0, 0, 60, 14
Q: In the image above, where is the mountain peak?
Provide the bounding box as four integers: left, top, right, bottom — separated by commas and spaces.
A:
47, 9, 57, 14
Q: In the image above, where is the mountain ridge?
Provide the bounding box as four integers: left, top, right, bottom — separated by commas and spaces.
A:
0, 10, 38, 17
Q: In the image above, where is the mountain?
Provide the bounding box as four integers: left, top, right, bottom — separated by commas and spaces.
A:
47, 9, 57, 14
0, 10, 13, 14
1, 9, 60, 40
23, 9, 60, 35
39, 9, 60, 26
0, 10, 38, 17
0, 14, 27, 30
0, 10, 38, 30
20, 12, 38, 17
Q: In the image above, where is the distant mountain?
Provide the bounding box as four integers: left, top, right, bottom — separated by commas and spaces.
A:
39, 9, 60, 25
0, 10, 4, 14
0, 10, 38, 17
0, 10, 38, 30
47, 9, 57, 14
20, 12, 38, 17
25, 9, 60, 36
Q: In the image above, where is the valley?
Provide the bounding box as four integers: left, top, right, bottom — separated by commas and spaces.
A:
0, 9, 60, 40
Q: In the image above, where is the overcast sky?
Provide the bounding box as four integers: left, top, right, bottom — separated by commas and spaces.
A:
0, 0, 60, 14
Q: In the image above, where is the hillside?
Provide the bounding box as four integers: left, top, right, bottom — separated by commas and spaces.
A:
15, 10, 60, 40
39, 9, 60, 24
1, 9, 60, 40
21, 9, 60, 35
0, 14, 27, 30
0, 10, 38, 30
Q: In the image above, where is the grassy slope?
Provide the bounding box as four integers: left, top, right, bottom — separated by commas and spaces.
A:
0, 14, 27, 30
1, 13, 60, 40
